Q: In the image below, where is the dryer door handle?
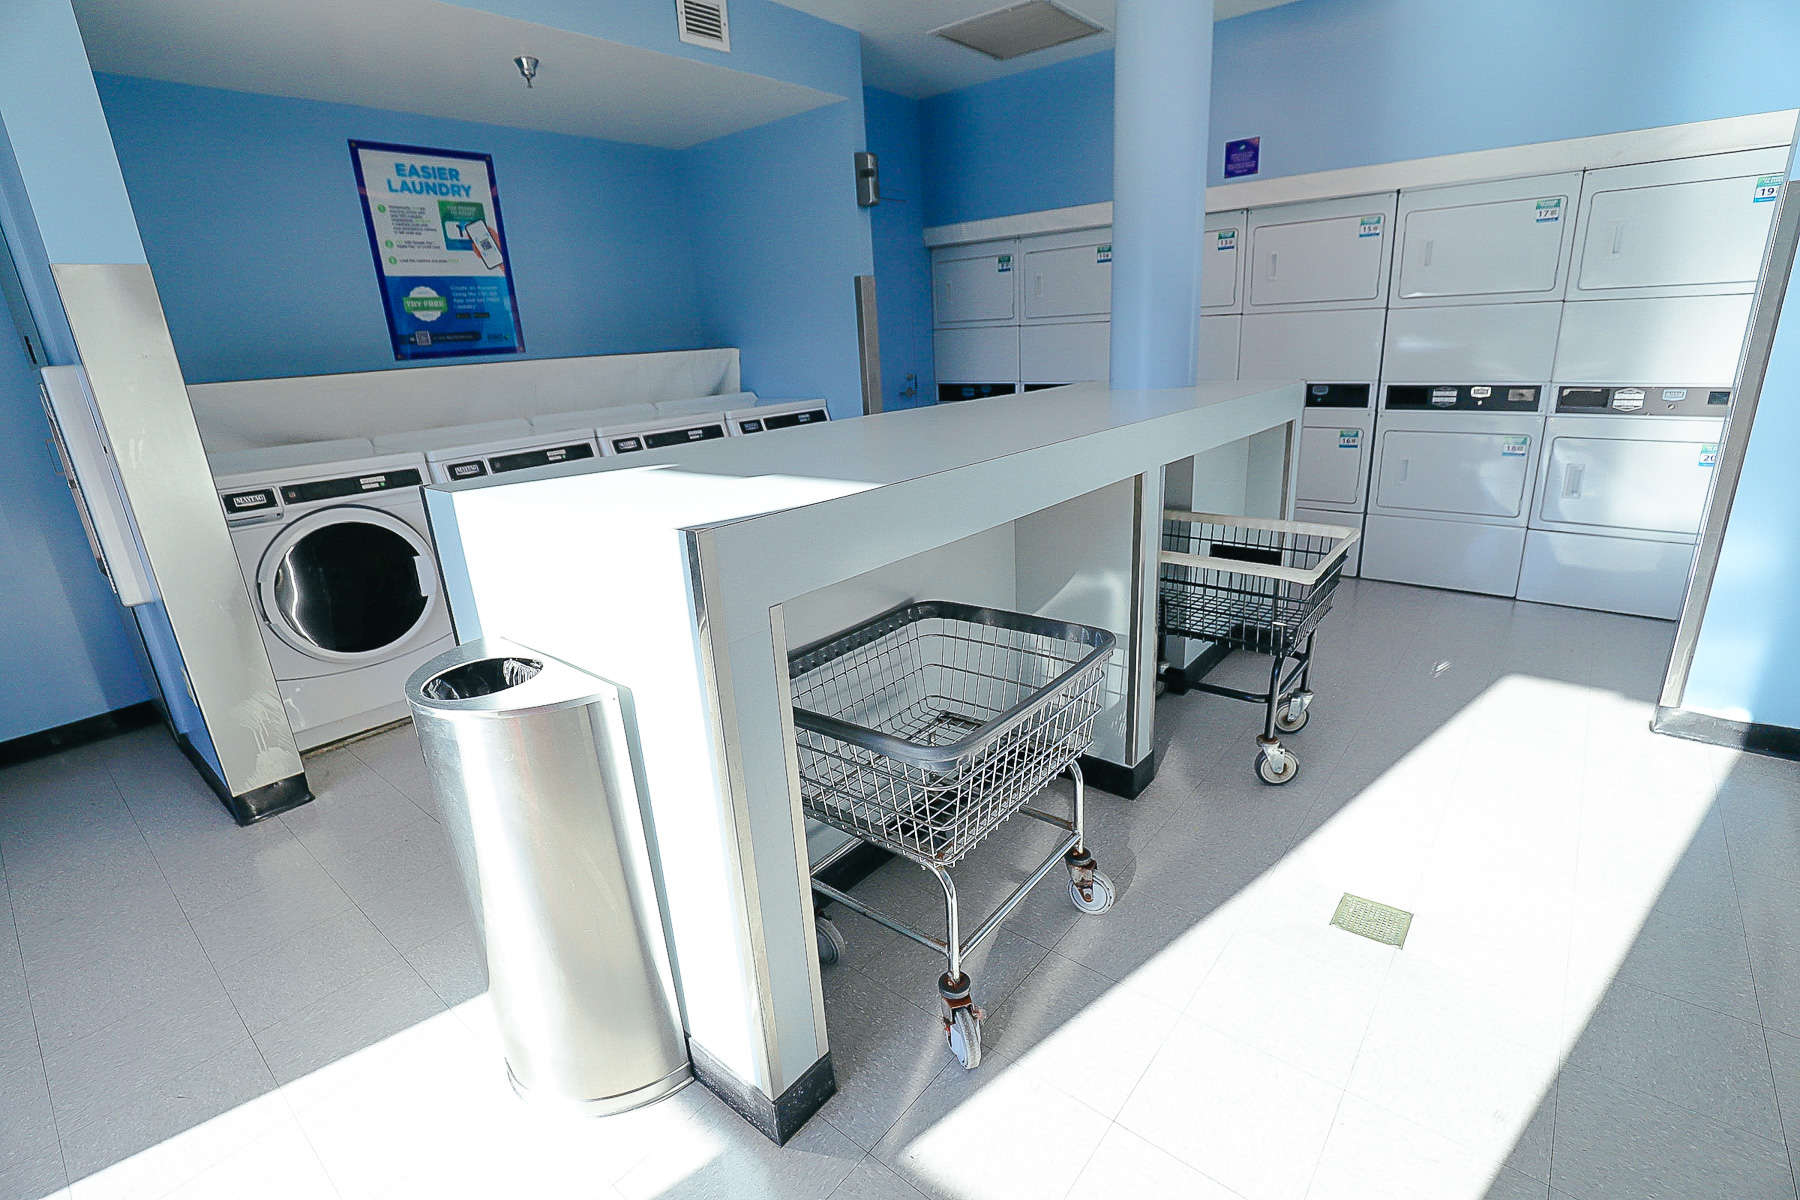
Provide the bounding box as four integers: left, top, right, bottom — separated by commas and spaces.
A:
1267, 251, 1278, 280
1422, 238, 1434, 268
1563, 463, 1585, 499
1397, 458, 1410, 483
414, 551, 441, 598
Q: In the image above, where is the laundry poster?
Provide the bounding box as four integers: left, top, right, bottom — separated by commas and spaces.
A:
350, 141, 525, 360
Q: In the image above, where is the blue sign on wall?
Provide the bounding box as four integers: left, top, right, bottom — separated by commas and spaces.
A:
350, 140, 525, 360
1224, 136, 1261, 179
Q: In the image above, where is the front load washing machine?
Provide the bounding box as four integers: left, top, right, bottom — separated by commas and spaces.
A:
211, 445, 455, 750
1516, 383, 1733, 619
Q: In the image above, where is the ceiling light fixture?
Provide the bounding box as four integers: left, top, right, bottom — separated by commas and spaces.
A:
513, 55, 540, 88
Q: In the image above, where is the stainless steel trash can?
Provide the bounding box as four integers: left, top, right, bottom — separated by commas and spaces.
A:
406, 637, 690, 1115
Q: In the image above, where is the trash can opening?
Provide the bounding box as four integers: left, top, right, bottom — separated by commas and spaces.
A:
423, 657, 544, 701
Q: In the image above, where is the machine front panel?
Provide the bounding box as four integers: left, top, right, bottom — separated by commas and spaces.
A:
934, 325, 1020, 383
1296, 421, 1369, 507
1201, 212, 1246, 312
1376, 429, 1534, 518
1397, 194, 1570, 300
1239, 308, 1387, 380
1381, 302, 1562, 383
1538, 435, 1717, 536
1553, 294, 1754, 383
1385, 384, 1542, 413
1023, 238, 1112, 321
1021, 320, 1108, 384
932, 242, 1019, 325
1197, 315, 1240, 382
1249, 212, 1388, 308
1576, 174, 1778, 294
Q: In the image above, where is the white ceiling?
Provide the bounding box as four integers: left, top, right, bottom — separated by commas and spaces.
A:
72, 0, 843, 150
774, 0, 1305, 98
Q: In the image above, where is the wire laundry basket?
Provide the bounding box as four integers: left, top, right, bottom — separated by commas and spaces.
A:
790, 601, 1113, 868
1160, 513, 1353, 656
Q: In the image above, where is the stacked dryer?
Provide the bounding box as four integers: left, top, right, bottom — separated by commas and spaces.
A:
1517, 149, 1785, 618
1362, 173, 1582, 595
1019, 226, 1112, 388
1240, 194, 1396, 573
933, 238, 1022, 402
1199, 210, 1246, 382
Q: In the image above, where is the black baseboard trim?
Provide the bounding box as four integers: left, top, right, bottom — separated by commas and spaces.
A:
176, 734, 313, 826
689, 1039, 836, 1145
1653, 706, 1800, 762
1079, 750, 1158, 799
0, 701, 159, 768
813, 842, 892, 896
1160, 640, 1231, 696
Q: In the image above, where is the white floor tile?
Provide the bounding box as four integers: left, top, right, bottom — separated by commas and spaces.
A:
1117, 1018, 1342, 1200
1066, 1125, 1242, 1200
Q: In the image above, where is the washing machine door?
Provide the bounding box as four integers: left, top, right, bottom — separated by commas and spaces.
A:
257, 506, 441, 664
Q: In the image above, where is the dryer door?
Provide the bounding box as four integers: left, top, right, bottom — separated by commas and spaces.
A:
258, 506, 441, 664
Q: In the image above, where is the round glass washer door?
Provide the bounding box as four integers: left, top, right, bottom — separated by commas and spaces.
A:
257, 507, 441, 664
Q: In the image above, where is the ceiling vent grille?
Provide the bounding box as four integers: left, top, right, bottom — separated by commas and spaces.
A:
931, 1, 1104, 61
676, 0, 731, 52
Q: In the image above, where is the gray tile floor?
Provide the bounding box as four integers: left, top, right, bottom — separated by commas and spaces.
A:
1, 579, 1798, 1199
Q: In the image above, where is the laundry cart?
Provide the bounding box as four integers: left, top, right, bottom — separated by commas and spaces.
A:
791, 601, 1116, 1070
1159, 512, 1358, 784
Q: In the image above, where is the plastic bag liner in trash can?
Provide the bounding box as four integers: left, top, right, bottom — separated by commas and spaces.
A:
406, 637, 690, 1115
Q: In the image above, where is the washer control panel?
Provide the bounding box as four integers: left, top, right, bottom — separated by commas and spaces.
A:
1555, 385, 1731, 416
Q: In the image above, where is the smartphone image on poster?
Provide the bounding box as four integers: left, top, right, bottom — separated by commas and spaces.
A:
463, 219, 504, 269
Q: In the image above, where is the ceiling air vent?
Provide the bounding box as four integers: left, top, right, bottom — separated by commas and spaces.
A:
931, 1, 1104, 61
676, 0, 731, 52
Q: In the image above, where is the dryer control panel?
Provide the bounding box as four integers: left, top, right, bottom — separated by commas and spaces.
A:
1306, 383, 1373, 409
1555, 385, 1732, 417
1385, 384, 1542, 412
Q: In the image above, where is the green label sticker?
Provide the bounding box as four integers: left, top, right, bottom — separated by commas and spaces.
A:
1535, 197, 1564, 222
1501, 436, 1530, 457
997, 254, 1013, 272
1755, 174, 1783, 203
1215, 229, 1237, 252
1096, 244, 1112, 264
1358, 215, 1383, 238
1338, 429, 1361, 448
1700, 443, 1719, 467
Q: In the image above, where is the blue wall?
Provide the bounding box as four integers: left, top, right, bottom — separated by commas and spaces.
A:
0, 287, 152, 741
96, 75, 709, 384
863, 88, 934, 410
920, 0, 1800, 227
684, 101, 873, 418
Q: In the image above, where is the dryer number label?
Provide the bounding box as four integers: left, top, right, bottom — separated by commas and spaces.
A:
1755, 175, 1783, 203
1501, 437, 1530, 457
996, 254, 1013, 273
1214, 230, 1237, 252
1700, 443, 1719, 467
1338, 430, 1361, 448
1534, 198, 1564, 222
1096, 244, 1112, 264
1358, 215, 1383, 238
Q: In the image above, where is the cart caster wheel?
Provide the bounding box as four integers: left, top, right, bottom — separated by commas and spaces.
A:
946, 1006, 982, 1069
1275, 695, 1312, 734
815, 916, 846, 966
1256, 746, 1300, 786
1070, 869, 1116, 914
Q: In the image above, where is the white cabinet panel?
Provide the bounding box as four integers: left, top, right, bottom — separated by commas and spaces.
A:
1571, 149, 1787, 298
932, 238, 1019, 325
1554, 295, 1753, 383
933, 326, 1019, 383
1022, 229, 1112, 322
1197, 315, 1240, 382
1382, 302, 1563, 383
1517, 530, 1695, 618
1296, 424, 1368, 507
1394, 172, 1581, 305
1239, 309, 1387, 381
1203, 210, 1247, 313
1021, 320, 1108, 384
1247, 193, 1396, 312
1538, 434, 1716, 536
1375, 429, 1534, 518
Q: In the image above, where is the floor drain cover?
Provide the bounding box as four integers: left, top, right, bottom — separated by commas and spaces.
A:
1331, 893, 1412, 948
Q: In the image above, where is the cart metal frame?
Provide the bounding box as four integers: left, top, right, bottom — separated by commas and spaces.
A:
788, 601, 1116, 1069
1158, 511, 1358, 785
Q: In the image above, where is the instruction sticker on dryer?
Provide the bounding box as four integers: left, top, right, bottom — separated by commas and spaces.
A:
1754, 175, 1783, 203
1501, 436, 1530, 457
1534, 198, 1564, 222
1358, 215, 1384, 238
1700, 443, 1720, 467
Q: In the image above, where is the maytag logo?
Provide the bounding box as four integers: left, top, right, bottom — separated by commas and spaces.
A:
359, 475, 386, 489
